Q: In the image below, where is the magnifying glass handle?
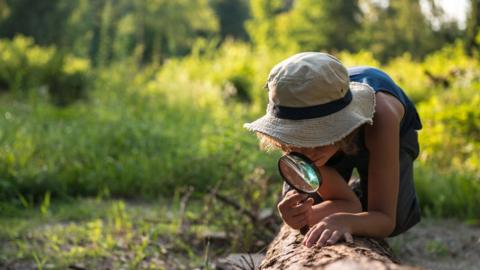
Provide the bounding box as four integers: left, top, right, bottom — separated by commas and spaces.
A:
297, 195, 311, 235
300, 225, 309, 235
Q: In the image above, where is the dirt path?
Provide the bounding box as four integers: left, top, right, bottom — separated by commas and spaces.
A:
388, 219, 480, 270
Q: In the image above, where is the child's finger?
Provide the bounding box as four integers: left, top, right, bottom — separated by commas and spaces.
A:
344, 232, 354, 243
290, 199, 314, 216
303, 197, 314, 205
315, 228, 332, 247
290, 215, 308, 226
303, 223, 325, 246
284, 193, 307, 206
291, 208, 309, 218
278, 193, 306, 213
326, 230, 343, 245
284, 190, 304, 200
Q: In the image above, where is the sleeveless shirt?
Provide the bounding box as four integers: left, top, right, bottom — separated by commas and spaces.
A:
348, 66, 422, 135
324, 67, 422, 210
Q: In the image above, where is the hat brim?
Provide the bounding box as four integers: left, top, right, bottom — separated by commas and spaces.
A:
243, 82, 376, 147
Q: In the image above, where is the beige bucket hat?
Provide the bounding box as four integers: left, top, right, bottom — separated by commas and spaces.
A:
244, 52, 376, 148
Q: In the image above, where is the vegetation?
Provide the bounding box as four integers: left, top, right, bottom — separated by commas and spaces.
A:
0, 0, 479, 268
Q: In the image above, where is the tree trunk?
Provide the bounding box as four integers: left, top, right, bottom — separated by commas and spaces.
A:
259, 225, 419, 270
467, 0, 480, 54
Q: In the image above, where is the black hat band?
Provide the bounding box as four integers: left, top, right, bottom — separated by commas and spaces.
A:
268, 89, 352, 120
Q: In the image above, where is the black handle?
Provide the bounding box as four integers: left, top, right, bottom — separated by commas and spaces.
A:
300, 225, 309, 235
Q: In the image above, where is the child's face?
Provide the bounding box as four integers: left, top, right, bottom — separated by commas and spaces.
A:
286, 145, 339, 167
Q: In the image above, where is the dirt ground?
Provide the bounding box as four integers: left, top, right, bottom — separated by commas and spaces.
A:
388, 218, 480, 270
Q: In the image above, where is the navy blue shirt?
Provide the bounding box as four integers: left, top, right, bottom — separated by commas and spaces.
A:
348, 66, 422, 136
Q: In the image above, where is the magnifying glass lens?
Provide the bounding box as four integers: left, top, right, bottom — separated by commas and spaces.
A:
278, 153, 321, 193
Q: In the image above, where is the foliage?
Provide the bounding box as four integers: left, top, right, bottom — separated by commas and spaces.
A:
358, 0, 440, 61
156, 39, 292, 113
0, 0, 76, 46
0, 36, 90, 105
0, 0, 470, 64
0, 54, 279, 201
412, 44, 480, 220
0, 35, 479, 221
0, 198, 224, 269
247, 0, 361, 52
466, 0, 480, 53
276, 0, 361, 52
202, 167, 280, 251
0, 0, 219, 65
211, 0, 250, 40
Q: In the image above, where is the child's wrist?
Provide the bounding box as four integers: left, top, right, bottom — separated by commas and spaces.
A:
307, 203, 326, 226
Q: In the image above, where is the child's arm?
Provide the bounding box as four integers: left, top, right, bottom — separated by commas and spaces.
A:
303, 92, 404, 247
277, 165, 361, 230
307, 166, 362, 226
349, 92, 403, 236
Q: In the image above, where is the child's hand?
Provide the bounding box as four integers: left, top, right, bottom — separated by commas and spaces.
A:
277, 190, 314, 230
302, 214, 353, 248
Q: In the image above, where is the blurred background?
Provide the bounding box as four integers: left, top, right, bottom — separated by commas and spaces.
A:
0, 0, 479, 269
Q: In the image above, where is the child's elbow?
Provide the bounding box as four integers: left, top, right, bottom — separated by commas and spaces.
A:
385, 215, 397, 236
352, 195, 363, 213
379, 213, 396, 237
353, 202, 363, 213
347, 197, 362, 213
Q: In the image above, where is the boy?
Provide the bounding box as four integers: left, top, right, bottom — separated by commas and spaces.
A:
244, 52, 422, 247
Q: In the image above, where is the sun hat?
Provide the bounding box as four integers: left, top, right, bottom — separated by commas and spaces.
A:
244, 52, 376, 148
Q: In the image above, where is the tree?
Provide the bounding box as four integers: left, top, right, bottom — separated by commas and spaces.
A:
0, 0, 9, 20
466, 0, 480, 54
356, 0, 464, 62
357, 0, 438, 61
277, 0, 361, 52
246, 0, 285, 49
122, 0, 219, 63
246, 0, 361, 52
0, 0, 219, 64
0, 0, 75, 46
211, 0, 250, 40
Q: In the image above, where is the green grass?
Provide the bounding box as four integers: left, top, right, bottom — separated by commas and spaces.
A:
415, 165, 480, 221
0, 198, 223, 270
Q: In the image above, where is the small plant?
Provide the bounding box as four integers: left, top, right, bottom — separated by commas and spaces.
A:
32, 251, 48, 270
40, 191, 50, 216
425, 239, 449, 257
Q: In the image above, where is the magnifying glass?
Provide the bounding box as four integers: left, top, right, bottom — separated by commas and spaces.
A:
278, 152, 323, 235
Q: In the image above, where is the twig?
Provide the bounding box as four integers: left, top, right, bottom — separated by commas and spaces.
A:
68, 265, 87, 270
214, 192, 258, 223
177, 186, 194, 234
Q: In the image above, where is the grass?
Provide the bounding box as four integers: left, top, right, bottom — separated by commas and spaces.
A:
0, 61, 277, 201
414, 165, 480, 221
0, 198, 226, 270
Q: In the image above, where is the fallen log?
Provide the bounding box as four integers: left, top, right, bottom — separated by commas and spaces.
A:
259, 225, 419, 270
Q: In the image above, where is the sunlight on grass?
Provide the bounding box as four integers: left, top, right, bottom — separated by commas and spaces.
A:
0, 198, 219, 269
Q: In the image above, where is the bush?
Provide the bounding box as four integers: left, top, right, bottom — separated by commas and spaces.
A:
1, 38, 480, 221
0, 60, 279, 201
0, 35, 90, 105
